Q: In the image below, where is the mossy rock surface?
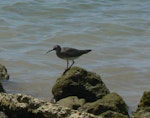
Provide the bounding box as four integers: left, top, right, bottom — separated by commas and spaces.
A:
0, 93, 98, 118
133, 91, 150, 118
57, 96, 86, 110
100, 111, 128, 118
138, 91, 150, 108
79, 93, 129, 117
52, 67, 110, 102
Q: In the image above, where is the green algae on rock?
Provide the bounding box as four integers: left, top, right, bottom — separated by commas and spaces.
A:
52, 67, 110, 102
138, 91, 150, 108
133, 91, 150, 118
79, 92, 129, 117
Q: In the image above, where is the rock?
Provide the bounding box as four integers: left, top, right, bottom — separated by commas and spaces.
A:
0, 111, 8, 118
79, 93, 129, 117
137, 91, 150, 108
0, 64, 9, 80
52, 67, 129, 117
133, 91, 150, 118
0, 83, 6, 93
100, 111, 128, 118
57, 96, 86, 110
0, 93, 98, 118
52, 67, 110, 102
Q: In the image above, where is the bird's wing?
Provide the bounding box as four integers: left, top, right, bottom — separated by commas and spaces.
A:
62, 47, 82, 57
62, 47, 90, 57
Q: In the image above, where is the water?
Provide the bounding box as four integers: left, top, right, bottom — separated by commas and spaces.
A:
0, 0, 150, 112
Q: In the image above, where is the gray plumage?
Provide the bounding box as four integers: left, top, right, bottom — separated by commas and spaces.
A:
46, 45, 91, 69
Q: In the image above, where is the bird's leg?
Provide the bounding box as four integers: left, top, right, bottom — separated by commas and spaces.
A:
63, 60, 74, 75
69, 60, 75, 69
63, 60, 70, 75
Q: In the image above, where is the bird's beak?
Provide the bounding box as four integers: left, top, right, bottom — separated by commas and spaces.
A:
46, 49, 54, 54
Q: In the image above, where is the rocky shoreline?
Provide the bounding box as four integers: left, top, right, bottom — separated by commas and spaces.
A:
0, 64, 150, 118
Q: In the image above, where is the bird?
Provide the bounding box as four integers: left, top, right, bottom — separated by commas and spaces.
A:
46, 45, 91, 71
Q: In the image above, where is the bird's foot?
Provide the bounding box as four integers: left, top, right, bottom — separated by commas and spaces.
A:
63, 67, 71, 75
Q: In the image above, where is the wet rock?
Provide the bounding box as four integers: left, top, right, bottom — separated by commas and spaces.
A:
0, 64, 9, 80
57, 96, 86, 110
79, 93, 129, 117
0, 83, 5, 93
52, 67, 110, 102
133, 91, 150, 118
0, 93, 98, 118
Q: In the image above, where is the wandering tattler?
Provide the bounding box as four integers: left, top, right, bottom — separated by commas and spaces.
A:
46, 45, 91, 70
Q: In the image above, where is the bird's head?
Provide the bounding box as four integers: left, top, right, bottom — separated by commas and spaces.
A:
46, 45, 61, 54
